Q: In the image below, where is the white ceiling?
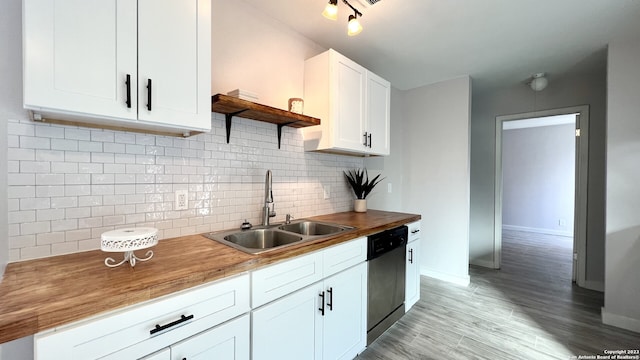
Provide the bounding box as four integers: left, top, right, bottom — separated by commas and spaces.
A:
241, 0, 640, 93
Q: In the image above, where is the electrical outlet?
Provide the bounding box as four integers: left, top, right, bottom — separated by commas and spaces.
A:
323, 185, 330, 200
559, 218, 566, 226
387, 183, 392, 193
175, 190, 188, 210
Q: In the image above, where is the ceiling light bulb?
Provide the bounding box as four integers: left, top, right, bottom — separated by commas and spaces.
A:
347, 14, 363, 36
322, 0, 338, 21
530, 73, 548, 91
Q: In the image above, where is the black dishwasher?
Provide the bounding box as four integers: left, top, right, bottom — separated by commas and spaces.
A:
366, 225, 408, 345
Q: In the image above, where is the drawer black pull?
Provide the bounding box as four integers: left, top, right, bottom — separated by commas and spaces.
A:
327, 287, 333, 311
368, 133, 372, 148
150, 314, 194, 335
146, 78, 152, 111
411, 229, 420, 234
319, 291, 325, 316
409, 248, 413, 264
125, 74, 131, 108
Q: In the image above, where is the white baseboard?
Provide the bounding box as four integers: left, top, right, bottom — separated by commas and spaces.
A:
602, 308, 640, 333
503, 224, 572, 237
583, 280, 604, 292
469, 258, 497, 269
420, 267, 470, 287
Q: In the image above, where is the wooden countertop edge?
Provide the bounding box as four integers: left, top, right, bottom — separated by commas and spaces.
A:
0, 210, 421, 344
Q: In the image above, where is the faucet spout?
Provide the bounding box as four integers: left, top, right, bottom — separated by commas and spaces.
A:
262, 170, 276, 226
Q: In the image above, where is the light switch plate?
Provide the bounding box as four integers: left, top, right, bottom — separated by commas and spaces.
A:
323, 185, 330, 199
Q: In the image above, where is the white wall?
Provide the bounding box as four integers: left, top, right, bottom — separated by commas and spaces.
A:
603, 39, 640, 333
470, 70, 607, 286
401, 77, 472, 286
502, 124, 575, 236
211, 0, 325, 109
0, 0, 22, 276
365, 87, 404, 212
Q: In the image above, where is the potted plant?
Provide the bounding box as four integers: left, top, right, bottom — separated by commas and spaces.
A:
344, 168, 384, 212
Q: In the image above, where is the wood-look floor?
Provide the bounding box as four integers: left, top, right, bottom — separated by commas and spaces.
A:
358, 229, 640, 359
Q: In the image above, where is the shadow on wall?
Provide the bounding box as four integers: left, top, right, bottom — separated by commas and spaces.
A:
604, 225, 640, 318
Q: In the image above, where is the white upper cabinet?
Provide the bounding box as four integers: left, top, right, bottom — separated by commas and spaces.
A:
23, 0, 211, 135
366, 71, 391, 155
303, 49, 391, 156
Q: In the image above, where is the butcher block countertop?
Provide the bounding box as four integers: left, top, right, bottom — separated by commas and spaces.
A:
0, 210, 420, 344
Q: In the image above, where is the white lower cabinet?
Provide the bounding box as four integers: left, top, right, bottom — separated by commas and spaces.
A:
405, 221, 421, 311
322, 262, 367, 360
171, 314, 249, 360
140, 348, 171, 360
252, 282, 324, 360
252, 261, 367, 360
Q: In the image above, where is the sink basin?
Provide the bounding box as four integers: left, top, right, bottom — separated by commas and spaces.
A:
204, 220, 355, 254
204, 229, 303, 254
278, 221, 351, 236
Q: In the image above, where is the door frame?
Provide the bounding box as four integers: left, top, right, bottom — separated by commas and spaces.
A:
494, 105, 589, 287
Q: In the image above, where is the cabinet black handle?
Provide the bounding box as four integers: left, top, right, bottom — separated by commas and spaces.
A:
409, 248, 413, 264
327, 287, 333, 311
146, 78, 152, 111
149, 314, 193, 335
125, 74, 131, 108
412, 229, 420, 234
319, 291, 325, 316
368, 133, 372, 148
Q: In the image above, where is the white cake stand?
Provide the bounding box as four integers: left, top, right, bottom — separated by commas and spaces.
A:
100, 227, 159, 268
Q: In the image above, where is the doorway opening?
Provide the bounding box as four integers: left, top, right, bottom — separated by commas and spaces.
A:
494, 105, 589, 287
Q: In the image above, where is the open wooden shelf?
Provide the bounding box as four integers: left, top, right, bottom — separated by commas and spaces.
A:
211, 94, 320, 148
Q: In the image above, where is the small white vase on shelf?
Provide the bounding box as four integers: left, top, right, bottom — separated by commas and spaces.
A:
354, 199, 367, 213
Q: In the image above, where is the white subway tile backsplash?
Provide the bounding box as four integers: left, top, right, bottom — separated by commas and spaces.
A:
9, 148, 35, 161
36, 126, 65, 139
51, 197, 78, 209
35, 174, 64, 185
20, 221, 51, 235
65, 151, 91, 163
36, 232, 65, 245
65, 128, 91, 141
51, 139, 79, 151
21, 136, 50, 149
21, 245, 51, 260
51, 219, 78, 232
51, 162, 79, 173
65, 174, 91, 185
91, 130, 114, 143
78, 141, 103, 152
7, 116, 364, 261
65, 185, 91, 197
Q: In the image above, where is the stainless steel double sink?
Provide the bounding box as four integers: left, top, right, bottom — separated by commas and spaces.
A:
203, 220, 354, 254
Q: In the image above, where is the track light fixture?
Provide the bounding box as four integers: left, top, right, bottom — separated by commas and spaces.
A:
321, 0, 364, 36
322, 0, 338, 20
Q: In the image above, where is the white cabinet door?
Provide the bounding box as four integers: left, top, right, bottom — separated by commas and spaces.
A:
140, 348, 170, 360
406, 221, 421, 311
366, 71, 391, 155
137, 0, 211, 130
303, 49, 390, 156
252, 283, 324, 360
322, 262, 367, 360
23, 0, 137, 120
332, 52, 366, 152
171, 315, 249, 360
